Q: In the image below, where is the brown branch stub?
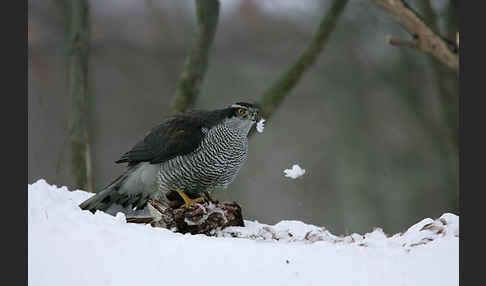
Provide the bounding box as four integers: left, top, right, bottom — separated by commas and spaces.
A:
371, 0, 459, 72
169, 0, 220, 115
385, 35, 418, 49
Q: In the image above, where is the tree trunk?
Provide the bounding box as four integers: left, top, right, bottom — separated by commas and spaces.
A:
421, 0, 459, 210
67, 0, 94, 192
257, 0, 349, 121
169, 0, 220, 114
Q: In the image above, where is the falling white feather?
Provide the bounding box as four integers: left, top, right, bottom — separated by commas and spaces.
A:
284, 164, 306, 179
256, 118, 265, 133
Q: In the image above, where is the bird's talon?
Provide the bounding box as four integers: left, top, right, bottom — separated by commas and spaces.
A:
176, 189, 204, 208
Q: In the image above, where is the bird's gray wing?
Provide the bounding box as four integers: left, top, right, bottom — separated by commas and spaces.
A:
115, 114, 206, 166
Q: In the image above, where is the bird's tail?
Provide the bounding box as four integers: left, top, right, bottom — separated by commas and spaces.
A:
78, 169, 131, 214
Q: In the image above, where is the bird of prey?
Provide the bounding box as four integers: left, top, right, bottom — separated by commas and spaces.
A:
79, 102, 259, 216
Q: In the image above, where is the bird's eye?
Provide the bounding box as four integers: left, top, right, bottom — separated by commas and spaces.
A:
237, 108, 245, 115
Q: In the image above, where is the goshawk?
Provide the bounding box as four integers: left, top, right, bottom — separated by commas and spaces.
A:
79, 102, 259, 216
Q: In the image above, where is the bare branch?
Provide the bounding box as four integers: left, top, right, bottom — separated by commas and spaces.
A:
370, 0, 458, 72
169, 0, 220, 114
257, 0, 349, 122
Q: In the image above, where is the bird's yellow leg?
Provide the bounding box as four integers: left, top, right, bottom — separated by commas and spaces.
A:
176, 189, 204, 208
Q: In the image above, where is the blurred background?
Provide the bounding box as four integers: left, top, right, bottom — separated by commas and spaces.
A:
28, 0, 459, 234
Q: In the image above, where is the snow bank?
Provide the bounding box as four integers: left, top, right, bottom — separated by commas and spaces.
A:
28, 179, 458, 286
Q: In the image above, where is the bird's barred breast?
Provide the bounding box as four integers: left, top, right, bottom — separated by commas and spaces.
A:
157, 123, 249, 196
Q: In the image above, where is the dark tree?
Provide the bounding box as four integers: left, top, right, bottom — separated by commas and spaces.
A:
258, 0, 349, 122
170, 0, 220, 114
66, 0, 94, 192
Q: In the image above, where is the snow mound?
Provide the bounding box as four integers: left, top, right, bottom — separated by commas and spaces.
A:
218, 214, 458, 249
29, 179, 458, 286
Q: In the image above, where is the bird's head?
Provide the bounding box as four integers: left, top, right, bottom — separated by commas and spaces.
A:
229, 102, 260, 123
218, 102, 260, 134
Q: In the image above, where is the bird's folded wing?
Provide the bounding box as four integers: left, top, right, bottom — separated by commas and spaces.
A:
115, 116, 205, 166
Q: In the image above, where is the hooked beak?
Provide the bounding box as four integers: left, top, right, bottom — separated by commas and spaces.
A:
251, 110, 259, 122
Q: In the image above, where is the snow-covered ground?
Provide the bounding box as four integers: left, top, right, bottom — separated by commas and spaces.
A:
28, 179, 459, 286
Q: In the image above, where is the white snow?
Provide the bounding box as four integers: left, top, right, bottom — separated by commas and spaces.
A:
283, 164, 306, 179
256, 118, 265, 133
29, 179, 458, 286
